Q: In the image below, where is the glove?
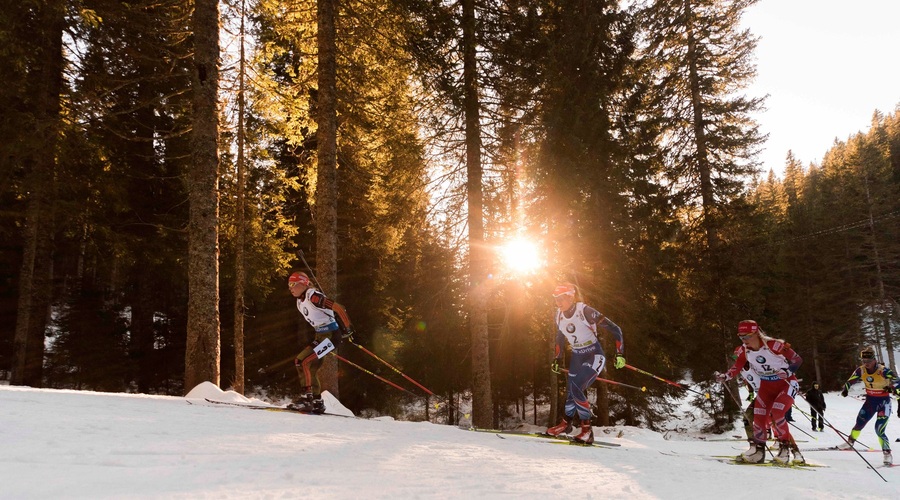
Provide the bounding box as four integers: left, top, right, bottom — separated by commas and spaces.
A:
713, 371, 727, 383
614, 355, 626, 370
342, 327, 355, 341
746, 390, 754, 402
841, 387, 848, 397
551, 359, 560, 373
776, 369, 790, 380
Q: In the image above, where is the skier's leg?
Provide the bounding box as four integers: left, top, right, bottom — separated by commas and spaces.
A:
568, 353, 603, 422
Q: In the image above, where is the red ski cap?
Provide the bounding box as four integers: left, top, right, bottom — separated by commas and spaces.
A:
552, 283, 576, 297
288, 272, 310, 288
737, 320, 758, 335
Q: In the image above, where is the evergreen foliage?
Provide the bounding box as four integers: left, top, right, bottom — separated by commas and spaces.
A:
0, 0, 897, 433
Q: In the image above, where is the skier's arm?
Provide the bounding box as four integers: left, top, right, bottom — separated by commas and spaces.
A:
583, 306, 624, 354
553, 329, 566, 360
722, 347, 748, 382
841, 367, 863, 396
883, 367, 900, 396
770, 340, 802, 376
307, 291, 351, 342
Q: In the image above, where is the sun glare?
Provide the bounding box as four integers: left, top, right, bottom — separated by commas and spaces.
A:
498, 237, 543, 276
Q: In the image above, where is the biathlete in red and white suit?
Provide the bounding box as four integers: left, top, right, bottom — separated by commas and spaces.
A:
717, 320, 803, 464
546, 283, 625, 445
287, 271, 354, 414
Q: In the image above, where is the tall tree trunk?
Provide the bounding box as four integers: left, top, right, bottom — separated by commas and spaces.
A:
315, 0, 339, 397
233, 0, 248, 395
463, 0, 492, 429
131, 268, 155, 393
11, 0, 64, 387
684, 0, 718, 251
184, 0, 221, 393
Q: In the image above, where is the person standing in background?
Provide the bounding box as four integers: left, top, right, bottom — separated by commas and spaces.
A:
805, 382, 826, 432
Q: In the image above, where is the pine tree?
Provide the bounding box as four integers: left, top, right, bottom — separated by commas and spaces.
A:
641, 0, 765, 384
185, 0, 222, 393
10, 0, 66, 387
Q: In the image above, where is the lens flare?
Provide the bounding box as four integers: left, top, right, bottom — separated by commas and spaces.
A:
498, 237, 543, 276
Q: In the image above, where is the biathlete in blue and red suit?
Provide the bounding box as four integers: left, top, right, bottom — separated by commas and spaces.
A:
716, 320, 803, 464
546, 283, 625, 445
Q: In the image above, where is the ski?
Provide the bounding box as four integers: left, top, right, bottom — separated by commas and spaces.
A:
709, 455, 825, 470
195, 398, 356, 418
709, 437, 808, 443
201, 399, 272, 410
483, 429, 621, 448
802, 446, 881, 452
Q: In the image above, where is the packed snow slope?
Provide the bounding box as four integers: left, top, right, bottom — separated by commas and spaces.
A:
2, 382, 900, 499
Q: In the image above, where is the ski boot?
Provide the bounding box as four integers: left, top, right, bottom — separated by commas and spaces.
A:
773, 441, 792, 464
573, 423, 594, 445
884, 450, 893, 466
837, 438, 856, 450
791, 444, 806, 464
546, 415, 574, 437
287, 393, 314, 412
310, 395, 326, 415
740, 442, 766, 464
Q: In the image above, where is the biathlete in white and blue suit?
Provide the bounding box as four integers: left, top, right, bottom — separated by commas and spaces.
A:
546, 282, 625, 444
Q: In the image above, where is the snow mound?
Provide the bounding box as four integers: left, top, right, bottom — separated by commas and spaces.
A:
185, 381, 259, 404
185, 381, 355, 417
320, 391, 354, 417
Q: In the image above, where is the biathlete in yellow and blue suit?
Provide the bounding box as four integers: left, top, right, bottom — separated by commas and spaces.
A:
839, 346, 900, 466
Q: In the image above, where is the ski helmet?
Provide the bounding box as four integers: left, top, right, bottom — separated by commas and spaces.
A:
288, 272, 310, 289
860, 346, 876, 361
552, 283, 576, 298
737, 320, 758, 335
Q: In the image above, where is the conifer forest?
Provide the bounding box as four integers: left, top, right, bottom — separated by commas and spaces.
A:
2, 0, 898, 430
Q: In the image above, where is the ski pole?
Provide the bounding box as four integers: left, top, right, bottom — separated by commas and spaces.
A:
298, 251, 460, 416
558, 368, 647, 392
334, 354, 419, 397
348, 338, 459, 413
783, 405, 819, 441
598, 377, 647, 392
768, 414, 809, 463
298, 249, 325, 290
788, 421, 817, 441
299, 250, 441, 399
797, 393, 886, 482
720, 381, 775, 460
624, 364, 710, 399
793, 403, 870, 448
349, 338, 436, 396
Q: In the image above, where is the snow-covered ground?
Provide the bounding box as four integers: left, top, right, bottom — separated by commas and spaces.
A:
2, 382, 900, 499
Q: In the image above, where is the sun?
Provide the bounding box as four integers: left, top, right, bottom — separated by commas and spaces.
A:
498, 237, 543, 276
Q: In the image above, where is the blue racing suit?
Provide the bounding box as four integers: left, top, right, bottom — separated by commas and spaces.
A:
554, 302, 624, 421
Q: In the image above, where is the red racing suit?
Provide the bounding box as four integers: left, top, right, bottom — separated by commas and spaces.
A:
723, 338, 802, 445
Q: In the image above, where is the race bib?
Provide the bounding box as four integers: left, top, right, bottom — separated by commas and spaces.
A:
314, 338, 336, 359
